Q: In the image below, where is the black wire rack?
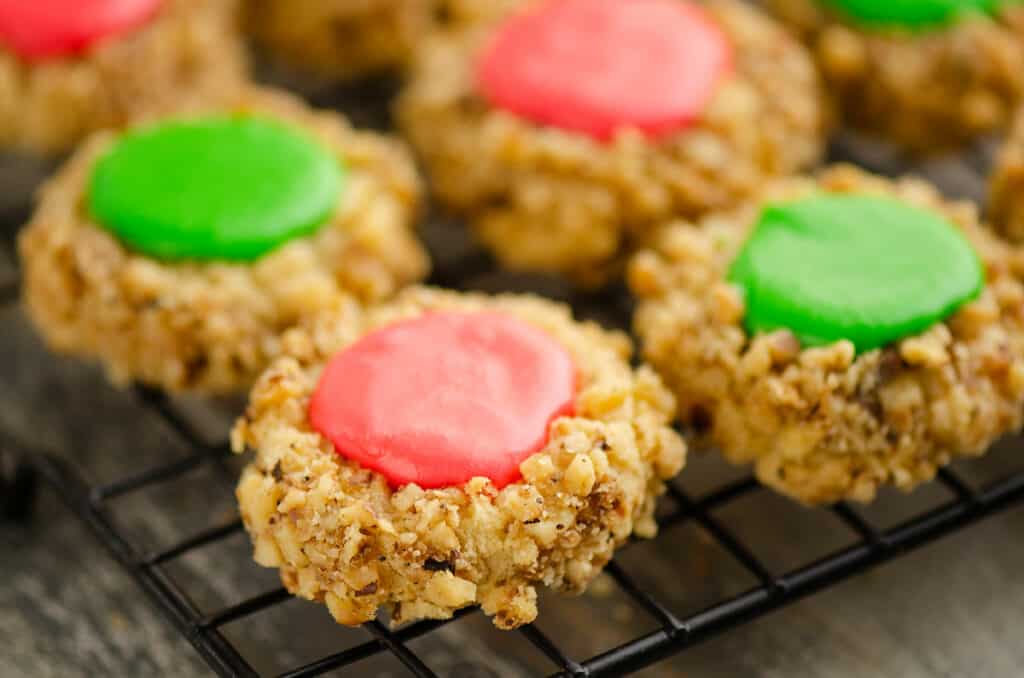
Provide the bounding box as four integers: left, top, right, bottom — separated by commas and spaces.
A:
3, 125, 1024, 677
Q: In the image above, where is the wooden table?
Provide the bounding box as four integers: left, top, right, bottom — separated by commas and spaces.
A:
4, 300, 1024, 678
3, 84, 1023, 678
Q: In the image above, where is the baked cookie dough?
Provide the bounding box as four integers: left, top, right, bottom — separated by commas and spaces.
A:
439, 0, 524, 23
0, 0, 248, 154
629, 165, 1024, 505
19, 87, 428, 394
397, 0, 828, 286
245, 0, 435, 83
765, 0, 1024, 152
233, 286, 686, 629
991, 108, 1024, 241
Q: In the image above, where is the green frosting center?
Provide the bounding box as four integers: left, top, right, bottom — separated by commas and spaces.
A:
826, 0, 1005, 28
727, 194, 984, 353
89, 116, 343, 262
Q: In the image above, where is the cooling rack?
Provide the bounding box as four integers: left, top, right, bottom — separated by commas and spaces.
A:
3, 123, 1024, 678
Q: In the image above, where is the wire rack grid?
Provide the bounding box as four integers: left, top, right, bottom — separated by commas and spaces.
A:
3, 128, 1024, 678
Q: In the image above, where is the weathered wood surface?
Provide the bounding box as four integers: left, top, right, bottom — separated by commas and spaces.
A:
5, 292, 1024, 678
4, 74, 1024, 678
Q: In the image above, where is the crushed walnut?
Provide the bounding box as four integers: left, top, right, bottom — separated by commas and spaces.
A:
630, 165, 1024, 504
397, 0, 828, 286
19, 87, 428, 394
991, 109, 1024, 242
233, 287, 686, 629
765, 0, 1024, 152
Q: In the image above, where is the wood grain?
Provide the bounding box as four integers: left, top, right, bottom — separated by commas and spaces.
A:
3, 69, 1023, 678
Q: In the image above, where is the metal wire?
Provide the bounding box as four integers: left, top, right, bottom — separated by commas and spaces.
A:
4, 137, 1024, 678
8, 354, 1024, 678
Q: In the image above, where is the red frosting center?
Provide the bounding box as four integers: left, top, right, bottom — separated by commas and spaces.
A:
476, 0, 732, 141
0, 0, 162, 61
309, 311, 577, 490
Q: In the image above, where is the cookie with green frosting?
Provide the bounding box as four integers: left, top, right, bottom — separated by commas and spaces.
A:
630, 167, 1024, 505
18, 89, 428, 394
762, 0, 1024, 152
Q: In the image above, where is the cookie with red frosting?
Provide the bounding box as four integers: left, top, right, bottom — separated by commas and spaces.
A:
0, 0, 248, 153
765, 0, 1024, 152
398, 0, 828, 286
233, 287, 686, 629
19, 87, 428, 394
